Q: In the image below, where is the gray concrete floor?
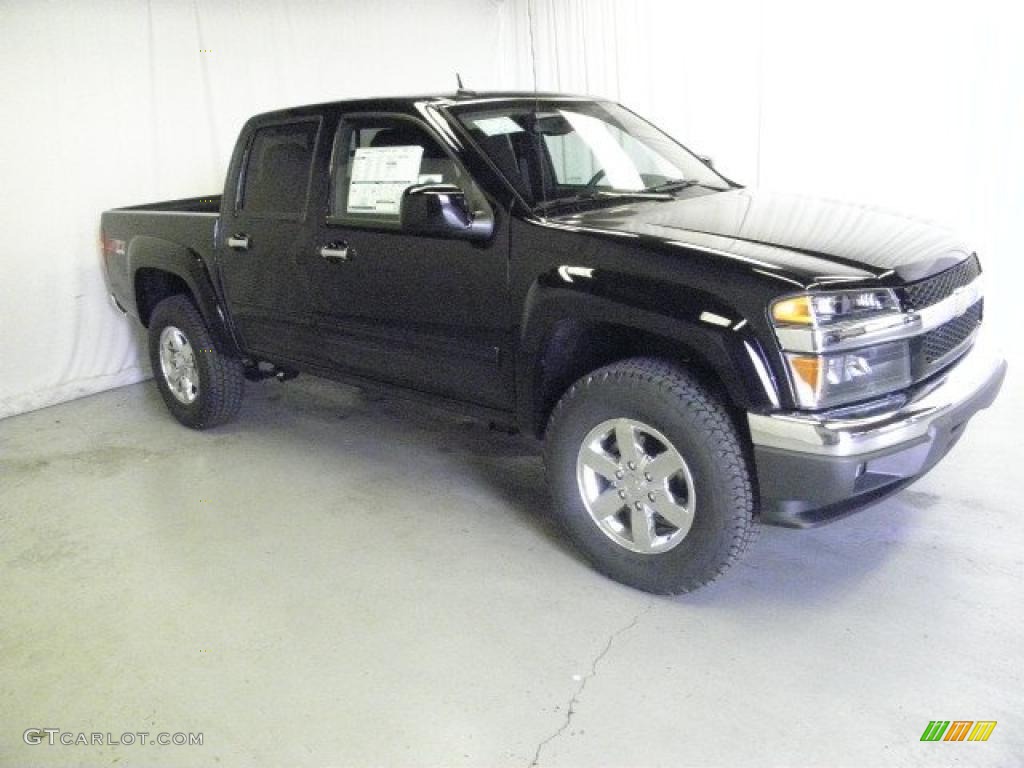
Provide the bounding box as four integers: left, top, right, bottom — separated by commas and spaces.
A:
1, 372, 1022, 767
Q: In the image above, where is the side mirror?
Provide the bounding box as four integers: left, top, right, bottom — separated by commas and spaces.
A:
696, 154, 715, 169
400, 184, 493, 240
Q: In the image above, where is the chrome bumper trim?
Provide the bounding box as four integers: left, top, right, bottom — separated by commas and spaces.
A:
748, 336, 1006, 458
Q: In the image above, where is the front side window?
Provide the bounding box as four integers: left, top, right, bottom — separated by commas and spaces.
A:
329, 117, 470, 224
240, 120, 319, 216
451, 100, 728, 208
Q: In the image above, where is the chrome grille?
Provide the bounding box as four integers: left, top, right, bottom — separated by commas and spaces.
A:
920, 300, 982, 368
903, 255, 981, 310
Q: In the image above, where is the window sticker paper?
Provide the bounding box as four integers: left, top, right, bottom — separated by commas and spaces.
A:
347, 145, 424, 215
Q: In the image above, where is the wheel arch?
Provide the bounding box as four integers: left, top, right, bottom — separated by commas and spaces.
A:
128, 236, 240, 355
518, 280, 780, 439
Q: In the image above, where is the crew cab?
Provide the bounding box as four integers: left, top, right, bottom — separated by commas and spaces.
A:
101, 92, 1007, 594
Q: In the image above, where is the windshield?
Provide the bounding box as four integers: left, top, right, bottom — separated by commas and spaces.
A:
450, 100, 729, 210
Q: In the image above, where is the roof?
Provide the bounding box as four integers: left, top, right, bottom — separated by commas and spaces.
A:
246, 91, 601, 124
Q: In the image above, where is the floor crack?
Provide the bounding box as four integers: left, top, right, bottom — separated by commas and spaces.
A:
528, 600, 653, 767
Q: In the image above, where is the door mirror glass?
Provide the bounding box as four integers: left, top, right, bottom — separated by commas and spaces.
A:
400, 184, 493, 240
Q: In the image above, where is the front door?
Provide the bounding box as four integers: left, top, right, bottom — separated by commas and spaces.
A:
303, 112, 512, 410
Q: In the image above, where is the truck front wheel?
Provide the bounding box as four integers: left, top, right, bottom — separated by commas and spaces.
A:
147, 295, 244, 429
543, 358, 756, 594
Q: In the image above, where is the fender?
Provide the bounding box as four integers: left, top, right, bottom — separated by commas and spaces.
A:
517, 267, 783, 434
126, 235, 242, 355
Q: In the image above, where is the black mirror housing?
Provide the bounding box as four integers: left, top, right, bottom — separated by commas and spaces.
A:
400, 184, 493, 240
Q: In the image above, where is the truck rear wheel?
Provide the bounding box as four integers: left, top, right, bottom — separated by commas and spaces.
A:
543, 358, 756, 594
147, 295, 244, 429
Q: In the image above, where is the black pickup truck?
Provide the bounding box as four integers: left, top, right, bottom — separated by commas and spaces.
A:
101, 92, 1006, 594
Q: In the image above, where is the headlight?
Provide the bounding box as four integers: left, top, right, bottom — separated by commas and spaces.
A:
771, 287, 911, 409
771, 288, 901, 327
785, 340, 912, 409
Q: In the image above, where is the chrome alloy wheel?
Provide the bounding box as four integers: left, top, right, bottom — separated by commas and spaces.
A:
158, 325, 199, 405
576, 418, 696, 554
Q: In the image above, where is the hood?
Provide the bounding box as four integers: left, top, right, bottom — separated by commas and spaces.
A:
555, 188, 973, 287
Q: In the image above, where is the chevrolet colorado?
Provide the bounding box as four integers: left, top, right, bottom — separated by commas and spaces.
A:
101, 92, 1006, 593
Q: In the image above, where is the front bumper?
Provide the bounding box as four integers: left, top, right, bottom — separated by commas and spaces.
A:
748, 339, 1007, 527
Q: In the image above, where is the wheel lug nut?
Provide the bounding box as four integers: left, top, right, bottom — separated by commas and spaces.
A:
615, 469, 624, 479
627, 461, 636, 471
648, 492, 657, 502
618, 490, 626, 499
634, 501, 643, 510
644, 472, 652, 482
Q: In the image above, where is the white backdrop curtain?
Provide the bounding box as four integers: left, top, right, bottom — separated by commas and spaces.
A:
498, 0, 1023, 359
0, 0, 505, 419
1, 0, 1020, 420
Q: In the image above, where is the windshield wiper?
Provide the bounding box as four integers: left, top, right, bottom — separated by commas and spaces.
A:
534, 190, 672, 215
643, 179, 728, 193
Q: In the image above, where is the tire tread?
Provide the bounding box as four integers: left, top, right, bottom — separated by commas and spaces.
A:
149, 295, 244, 429
544, 357, 756, 594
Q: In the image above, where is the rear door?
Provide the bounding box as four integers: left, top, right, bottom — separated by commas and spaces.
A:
217, 116, 323, 361
302, 111, 513, 409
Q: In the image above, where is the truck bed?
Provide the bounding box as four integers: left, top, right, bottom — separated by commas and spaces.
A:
100, 196, 222, 321
113, 194, 222, 214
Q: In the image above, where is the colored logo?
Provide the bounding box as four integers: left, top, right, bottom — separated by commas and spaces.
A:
920, 721, 997, 742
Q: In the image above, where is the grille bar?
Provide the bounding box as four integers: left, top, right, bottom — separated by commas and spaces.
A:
916, 300, 982, 376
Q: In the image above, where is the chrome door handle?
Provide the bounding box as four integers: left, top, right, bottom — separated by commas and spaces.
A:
227, 234, 250, 250
320, 242, 351, 263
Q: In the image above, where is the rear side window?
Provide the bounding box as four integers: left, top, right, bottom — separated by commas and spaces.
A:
240, 120, 320, 217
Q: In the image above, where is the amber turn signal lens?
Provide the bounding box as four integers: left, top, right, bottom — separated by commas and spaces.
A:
788, 355, 822, 392
771, 296, 813, 325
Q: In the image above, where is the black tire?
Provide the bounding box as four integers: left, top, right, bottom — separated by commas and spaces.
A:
543, 358, 755, 594
147, 295, 244, 429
